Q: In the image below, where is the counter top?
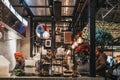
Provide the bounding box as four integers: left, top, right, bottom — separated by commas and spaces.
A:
0, 76, 105, 80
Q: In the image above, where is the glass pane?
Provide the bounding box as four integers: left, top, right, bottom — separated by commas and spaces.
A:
30, 8, 50, 16
61, 0, 76, 6
62, 7, 74, 16
25, 0, 49, 6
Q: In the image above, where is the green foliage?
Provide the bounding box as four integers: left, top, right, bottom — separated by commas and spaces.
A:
95, 28, 113, 47
13, 69, 25, 76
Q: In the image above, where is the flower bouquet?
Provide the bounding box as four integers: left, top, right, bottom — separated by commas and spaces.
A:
71, 27, 89, 64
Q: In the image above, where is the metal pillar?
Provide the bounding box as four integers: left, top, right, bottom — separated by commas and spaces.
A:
51, 17, 55, 52
49, 0, 55, 53
30, 17, 33, 57
88, 0, 96, 77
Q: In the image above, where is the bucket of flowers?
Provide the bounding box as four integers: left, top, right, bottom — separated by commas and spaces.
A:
75, 42, 89, 64
71, 27, 89, 65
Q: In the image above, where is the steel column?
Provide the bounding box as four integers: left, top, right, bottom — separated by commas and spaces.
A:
88, 0, 96, 77
30, 17, 33, 57
51, 17, 55, 53
48, 0, 55, 53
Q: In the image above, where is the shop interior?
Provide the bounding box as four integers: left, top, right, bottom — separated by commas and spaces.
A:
0, 0, 120, 79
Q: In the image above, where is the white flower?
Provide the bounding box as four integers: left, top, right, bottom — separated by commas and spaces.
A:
77, 37, 83, 44
71, 42, 78, 49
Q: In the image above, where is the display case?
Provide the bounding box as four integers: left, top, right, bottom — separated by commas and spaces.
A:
38, 49, 73, 77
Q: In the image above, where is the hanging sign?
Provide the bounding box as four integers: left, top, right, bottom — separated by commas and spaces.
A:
36, 24, 50, 39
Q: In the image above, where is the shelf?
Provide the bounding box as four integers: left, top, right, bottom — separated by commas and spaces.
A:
52, 64, 61, 66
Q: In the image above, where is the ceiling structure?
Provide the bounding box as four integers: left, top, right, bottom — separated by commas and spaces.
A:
9, 0, 120, 37
10, 0, 87, 29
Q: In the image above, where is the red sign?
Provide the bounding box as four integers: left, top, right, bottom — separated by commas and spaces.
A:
64, 32, 72, 44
